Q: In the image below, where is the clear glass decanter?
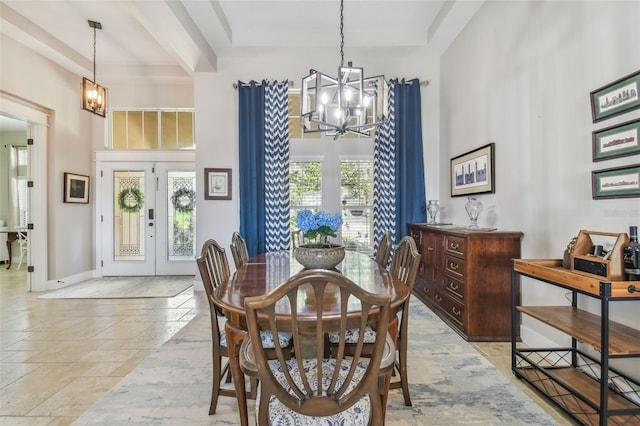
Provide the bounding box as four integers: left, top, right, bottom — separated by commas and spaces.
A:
426, 200, 440, 224
465, 197, 483, 228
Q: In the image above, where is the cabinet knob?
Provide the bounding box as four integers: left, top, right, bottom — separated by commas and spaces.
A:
435, 294, 442, 302
452, 307, 461, 316
449, 282, 459, 291
449, 262, 459, 270
450, 243, 459, 250
427, 247, 434, 251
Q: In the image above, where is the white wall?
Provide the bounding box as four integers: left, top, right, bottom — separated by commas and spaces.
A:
1, 34, 93, 280
440, 0, 640, 379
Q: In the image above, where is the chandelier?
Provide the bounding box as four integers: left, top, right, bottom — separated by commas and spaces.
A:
301, 0, 388, 139
82, 20, 107, 118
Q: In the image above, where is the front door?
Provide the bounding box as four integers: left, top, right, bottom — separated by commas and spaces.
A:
100, 160, 196, 276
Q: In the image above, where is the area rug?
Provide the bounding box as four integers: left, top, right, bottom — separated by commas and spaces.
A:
72, 297, 559, 425
38, 276, 194, 299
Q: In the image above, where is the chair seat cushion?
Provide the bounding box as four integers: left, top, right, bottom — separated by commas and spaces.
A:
327, 325, 377, 344
219, 329, 291, 349
263, 358, 371, 425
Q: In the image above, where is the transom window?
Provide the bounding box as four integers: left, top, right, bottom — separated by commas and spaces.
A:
110, 109, 195, 150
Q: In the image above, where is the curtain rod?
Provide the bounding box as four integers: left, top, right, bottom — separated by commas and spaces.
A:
233, 80, 294, 90
232, 79, 429, 89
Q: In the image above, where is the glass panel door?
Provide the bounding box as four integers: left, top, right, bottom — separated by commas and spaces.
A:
101, 161, 196, 276
155, 163, 196, 275
102, 163, 155, 275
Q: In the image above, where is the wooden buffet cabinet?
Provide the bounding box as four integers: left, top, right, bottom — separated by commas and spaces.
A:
408, 223, 523, 341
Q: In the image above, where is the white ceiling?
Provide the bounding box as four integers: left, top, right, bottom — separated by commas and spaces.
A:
0, 0, 483, 84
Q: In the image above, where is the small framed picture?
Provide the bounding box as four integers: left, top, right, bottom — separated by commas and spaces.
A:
593, 118, 640, 161
590, 70, 640, 122
64, 172, 90, 203
450, 143, 495, 197
204, 168, 232, 200
592, 164, 640, 199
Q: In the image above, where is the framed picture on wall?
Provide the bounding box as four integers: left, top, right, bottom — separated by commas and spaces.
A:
592, 118, 640, 161
63, 172, 90, 203
204, 168, 232, 200
450, 143, 495, 197
590, 70, 640, 122
592, 164, 640, 199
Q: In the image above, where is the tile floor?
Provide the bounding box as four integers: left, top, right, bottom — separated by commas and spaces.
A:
0, 267, 575, 425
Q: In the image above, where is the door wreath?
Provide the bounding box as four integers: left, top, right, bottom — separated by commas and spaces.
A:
171, 188, 196, 213
117, 187, 144, 214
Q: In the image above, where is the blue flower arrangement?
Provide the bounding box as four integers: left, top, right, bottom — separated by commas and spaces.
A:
296, 209, 343, 248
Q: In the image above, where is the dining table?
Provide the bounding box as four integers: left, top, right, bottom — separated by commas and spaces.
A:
214, 250, 409, 426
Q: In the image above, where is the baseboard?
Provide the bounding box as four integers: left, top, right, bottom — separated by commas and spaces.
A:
46, 270, 96, 290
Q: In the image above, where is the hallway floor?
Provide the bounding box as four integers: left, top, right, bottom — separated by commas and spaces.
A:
0, 267, 574, 425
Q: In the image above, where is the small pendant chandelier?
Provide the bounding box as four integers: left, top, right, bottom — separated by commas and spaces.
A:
82, 20, 107, 118
301, 0, 388, 139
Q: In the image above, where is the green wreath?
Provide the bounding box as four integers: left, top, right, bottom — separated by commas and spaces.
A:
171, 188, 196, 213
117, 187, 144, 214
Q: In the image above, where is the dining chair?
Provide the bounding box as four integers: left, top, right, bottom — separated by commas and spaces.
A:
374, 230, 393, 268
328, 235, 420, 406
16, 228, 28, 270
239, 269, 395, 425
291, 229, 304, 249
197, 239, 293, 415
196, 239, 236, 414
230, 231, 249, 269
387, 235, 420, 406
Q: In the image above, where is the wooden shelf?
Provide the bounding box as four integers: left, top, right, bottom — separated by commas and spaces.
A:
513, 258, 640, 298
517, 306, 640, 355
515, 365, 640, 425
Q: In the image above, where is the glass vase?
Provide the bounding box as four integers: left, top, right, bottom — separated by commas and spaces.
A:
426, 200, 440, 224
465, 197, 483, 228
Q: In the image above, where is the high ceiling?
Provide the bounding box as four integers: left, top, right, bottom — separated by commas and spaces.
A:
1, 0, 483, 84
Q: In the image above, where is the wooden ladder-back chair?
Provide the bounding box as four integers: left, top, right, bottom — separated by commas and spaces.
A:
328, 235, 420, 406
197, 239, 294, 416
239, 269, 395, 425
375, 230, 393, 268
387, 235, 421, 406
196, 239, 234, 415
230, 231, 249, 269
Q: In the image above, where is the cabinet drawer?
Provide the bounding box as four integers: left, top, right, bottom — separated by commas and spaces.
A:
434, 290, 465, 327
445, 254, 465, 279
444, 274, 465, 300
445, 235, 465, 256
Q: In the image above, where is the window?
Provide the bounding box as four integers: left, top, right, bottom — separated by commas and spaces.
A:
288, 91, 377, 253
110, 109, 195, 150
16, 147, 28, 226
289, 161, 322, 229
340, 160, 374, 254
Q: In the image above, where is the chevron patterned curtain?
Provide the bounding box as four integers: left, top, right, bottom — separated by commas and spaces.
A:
264, 81, 290, 252
373, 85, 396, 251
238, 80, 290, 257
373, 79, 426, 248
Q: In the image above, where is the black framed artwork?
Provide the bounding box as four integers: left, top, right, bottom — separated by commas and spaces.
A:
450, 143, 495, 197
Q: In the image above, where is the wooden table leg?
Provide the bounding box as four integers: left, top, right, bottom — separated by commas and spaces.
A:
225, 322, 249, 426
5, 232, 17, 269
